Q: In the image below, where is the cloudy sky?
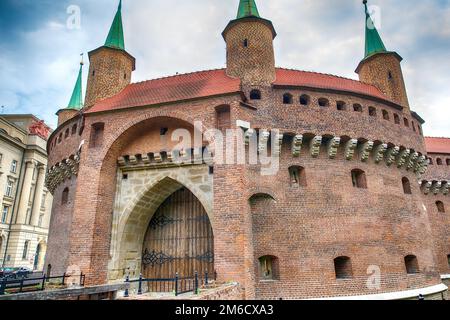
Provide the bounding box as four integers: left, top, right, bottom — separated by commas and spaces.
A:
0, 0, 449, 136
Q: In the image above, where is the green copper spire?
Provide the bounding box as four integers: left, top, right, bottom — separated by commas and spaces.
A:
237, 0, 260, 19
105, 0, 125, 50
363, 0, 387, 58
66, 61, 84, 110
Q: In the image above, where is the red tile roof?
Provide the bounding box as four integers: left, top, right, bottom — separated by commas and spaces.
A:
87, 69, 242, 113
425, 137, 450, 154
273, 68, 389, 101
87, 68, 394, 114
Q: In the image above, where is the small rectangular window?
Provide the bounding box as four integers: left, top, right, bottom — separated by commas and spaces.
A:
11, 160, 18, 173
5, 180, 14, 197
1, 206, 9, 224
22, 240, 29, 260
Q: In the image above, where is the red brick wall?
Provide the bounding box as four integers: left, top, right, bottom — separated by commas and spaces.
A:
45, 81, 442, 298
44, 176, 78, 276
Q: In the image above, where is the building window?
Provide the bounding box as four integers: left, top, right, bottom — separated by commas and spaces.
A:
388, 71, 393, 80
65, 128, 69, 139
318, 98, 329, 107
404, 118, 409, 127
289, 166, 306, 187
1, 206, 9, 224
447, 159, 450, 166
58, 133, 62, 144
283, 93, 293, 105
353, 104, 363, 112
250, 90, 261, 100
334, 256, 353, 279
351, 169, 367, 189
22, 240, 30, 260
160, 128, 169, 136
216, 105, 231, 131
382, 110, 390, 121
428, 158, 434, 165
412, 122, 416, 132
243, 39, 249, 48
62, 187, 69, 205
404, 255, 419, 274
436, 201, 445, 213
300, 95, 310, 106
418, 125, 423, 136
402, 177, 412, 194
258, 256, 279, 280
369, 107, 377, 117
5, 180, 14, 197
71, 124, 78, 135
447, 255, 450, 268
436, 158, 443, 166
11, 160, 18, 173
38, 214, 44, 227
336, 101, 346, 111
89, 122, 105, 148
394, 113, 400, 124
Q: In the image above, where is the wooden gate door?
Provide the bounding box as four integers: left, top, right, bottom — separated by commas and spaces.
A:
142, 187, 214, 288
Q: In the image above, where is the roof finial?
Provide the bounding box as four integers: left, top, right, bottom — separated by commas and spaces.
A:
104, 0, 125, 50
80, 53, 84, 66
237, 0, 260, 19
362, 0, 387, 58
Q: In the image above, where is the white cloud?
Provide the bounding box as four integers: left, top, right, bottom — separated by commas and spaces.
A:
0, 0, 449, 137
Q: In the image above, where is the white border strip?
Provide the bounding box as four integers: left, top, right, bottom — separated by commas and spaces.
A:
311, 283, 448, 300
441, 274, 450, 280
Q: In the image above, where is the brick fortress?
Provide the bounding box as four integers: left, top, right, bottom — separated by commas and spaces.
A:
44, 0, 450, 299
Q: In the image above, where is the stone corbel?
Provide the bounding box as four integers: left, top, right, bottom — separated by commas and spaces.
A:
360, 141, 374, 162
272, 133, 284, 156
244, 129, 255, 146
327, 137, 341, 159
117, 156, 126, 166
441, 181, 450, 195
258, 130, 270, 153
153, 153, 163, 163
129, 155, 138, 165
406, 152, 419, 171
385, 146, 400, 166
414, 155, 426, 173
422, 181, 432, 195
344, 139, 358, 161
310, 136, 322, 158
396, 149, 411, 168
373, 143, 388, 164
292, 135, 303, 157
432, 181, 442, 195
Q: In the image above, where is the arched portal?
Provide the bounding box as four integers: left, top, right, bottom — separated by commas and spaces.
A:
141, 187, 214, 280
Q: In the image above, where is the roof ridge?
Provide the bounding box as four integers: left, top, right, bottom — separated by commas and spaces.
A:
130, 68, 228, 86
276, 67, 364, 85
425, 136, 450, 140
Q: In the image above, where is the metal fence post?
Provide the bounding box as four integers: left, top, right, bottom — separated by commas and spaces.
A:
19, 277, 24, 293
175, 273, 179, 297
194, 271, 199, 295
124, 275, 129, 298
0, 278, 5, 295
62, 272, 66, 286
205, 270, 208, 285
138, 274, 143, 295
42, 275, 46, 291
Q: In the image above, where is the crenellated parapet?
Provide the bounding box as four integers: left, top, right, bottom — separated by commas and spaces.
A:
45, 153, 80, 194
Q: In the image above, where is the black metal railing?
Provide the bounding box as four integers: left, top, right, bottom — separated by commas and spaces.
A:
124, 270, 215, 297
0, 273, 85, 296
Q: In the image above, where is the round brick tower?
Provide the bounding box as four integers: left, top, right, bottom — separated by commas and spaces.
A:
222, 0, 277, 85
355, 0, 410, 109
84, 0, 136, 108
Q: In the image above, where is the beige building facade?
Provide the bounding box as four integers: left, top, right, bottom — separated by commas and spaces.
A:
0, 114, 53, 271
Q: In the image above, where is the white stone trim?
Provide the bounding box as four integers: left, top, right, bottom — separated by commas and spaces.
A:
441, 274, 450, 280
310, 283, 448, 300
